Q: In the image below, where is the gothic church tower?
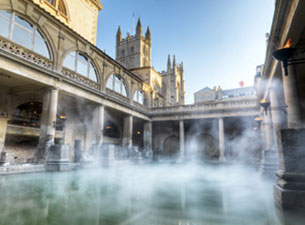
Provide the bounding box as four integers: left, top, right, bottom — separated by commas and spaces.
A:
116, 18, 151, 69
161, 55, 185, 106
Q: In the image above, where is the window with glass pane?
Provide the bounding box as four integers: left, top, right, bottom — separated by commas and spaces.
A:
0, 15, 10, 38
63, 51, 98, 82
12, 25, 33, 49
0, 11, 51, 59
139, 92, 144, 104
133, 91, 138, 102
121, 85, 127, 97
107, 75, 127, 97
114, 77, 121, 93
106, 75, 113, 89
63, 52, 76, 71
77, 59, 88, 77
34, 31, 50, 58
89, 64, 97, 82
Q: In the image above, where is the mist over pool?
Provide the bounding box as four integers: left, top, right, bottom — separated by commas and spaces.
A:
0, 163, 287, 225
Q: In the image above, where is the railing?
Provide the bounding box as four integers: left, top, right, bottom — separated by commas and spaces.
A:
61, 67, 100, 90
106, 88, 130, 103
0, 37, 53, 70
151, 97, 258, 114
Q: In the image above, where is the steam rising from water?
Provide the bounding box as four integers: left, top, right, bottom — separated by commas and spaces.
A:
0, 163, 290, 225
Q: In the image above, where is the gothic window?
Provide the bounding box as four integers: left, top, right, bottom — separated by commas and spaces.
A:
205, 94, 211, 101
133, 90, 145, 105
45, 0, 67, 16
106, 74, 127, 97
130, 46, 134, 54
0, 11, 50, 58
63, 51, 98, 82
121, 49, 125, 56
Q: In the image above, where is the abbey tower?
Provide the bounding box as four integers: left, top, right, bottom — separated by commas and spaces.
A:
115, 18, 185, 106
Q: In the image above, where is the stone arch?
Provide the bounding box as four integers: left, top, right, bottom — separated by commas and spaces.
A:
133, 89, 146, 105
163, 135, 180, 159
105, 74, 130, 98
61, 50, 100, 83
0, 10, 56, 61
194, 133, 219, 160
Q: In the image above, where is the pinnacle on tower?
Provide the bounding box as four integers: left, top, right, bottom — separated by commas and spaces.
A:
136, 18, 142, 38
145, 26, 151, 41
180, 61, 184, 72
167, 54, 171, 71
116, 25, 122, 43
173, 55, 176, 68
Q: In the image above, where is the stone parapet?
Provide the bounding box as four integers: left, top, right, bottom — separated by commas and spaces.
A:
0, 164, 46, 175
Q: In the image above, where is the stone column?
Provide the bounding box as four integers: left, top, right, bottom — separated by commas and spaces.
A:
143, 121, 152, 158
262, 109, 274, 150
0, 113, 9, 162
179, 120, 185, 159
282, 66, 302, 128
270, 87, 288, 150
97, 105, 104, 145
260, 107, 278, 178
35, 88, 59, 163
123, 115, 133, 149
218, 117, 225, 162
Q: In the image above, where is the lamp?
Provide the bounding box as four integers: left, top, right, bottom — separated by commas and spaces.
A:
254, 116, 262, 128
272, 39, 305, 76
259, 99, 271, 115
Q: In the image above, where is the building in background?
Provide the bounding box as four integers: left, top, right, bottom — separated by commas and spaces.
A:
194, 86, 256, 103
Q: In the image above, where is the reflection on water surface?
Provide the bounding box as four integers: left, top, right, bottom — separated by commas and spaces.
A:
0, 163, 302, 225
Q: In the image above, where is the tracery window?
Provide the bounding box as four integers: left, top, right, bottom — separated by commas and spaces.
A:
106, 74, 127, 97
63, 51, 98, 82
133, 90, 145, 105
45, 0, 67, 16
0, 11, 50, 58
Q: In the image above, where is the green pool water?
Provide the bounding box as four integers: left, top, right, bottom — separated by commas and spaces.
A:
0, 163, 303, 225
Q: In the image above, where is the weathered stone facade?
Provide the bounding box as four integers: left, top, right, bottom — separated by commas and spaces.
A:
0, 0, 259, 167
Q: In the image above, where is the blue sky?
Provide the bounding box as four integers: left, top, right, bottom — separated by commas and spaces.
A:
97, 0, 275, 104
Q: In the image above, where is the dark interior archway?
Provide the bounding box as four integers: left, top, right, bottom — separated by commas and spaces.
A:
163, 135, 180, 159
9, 101, 42, 128
195, 133, 219, 160
103, 121, 120, 138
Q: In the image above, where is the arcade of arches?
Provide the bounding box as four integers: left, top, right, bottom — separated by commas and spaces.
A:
0, 0, 259, 165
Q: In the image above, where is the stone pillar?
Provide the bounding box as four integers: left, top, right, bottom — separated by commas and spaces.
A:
0, 114, 9, 162
97, 105, 104, 145
35, 88, 59, 163
282, 66, 302, 128
218, 117, 225, 162
274, 129, 305, 210
143, 121, 153, 158
262, 109, 274, 150
179, 120, 185, 159
260, 107, 278, 179
270, 87, 288, 150
123, 115, 133, 149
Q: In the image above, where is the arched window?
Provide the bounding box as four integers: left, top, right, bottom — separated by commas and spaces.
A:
133, 90, 145, 105
45, 0, 67, 16
0, 11, 50, 58
63, 51, 98, 82
106, 74, 127, 97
